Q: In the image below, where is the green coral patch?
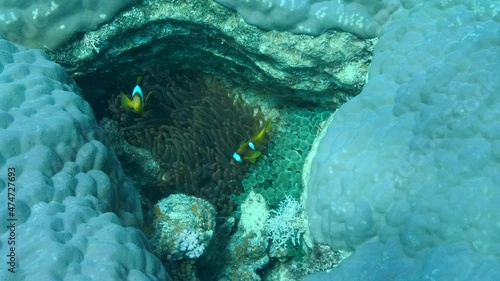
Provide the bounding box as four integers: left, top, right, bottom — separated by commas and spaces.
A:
235, 107, 333, 209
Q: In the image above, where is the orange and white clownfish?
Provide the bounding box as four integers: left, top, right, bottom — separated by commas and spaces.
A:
232, 119, 271, 164
121, 75, 152, 114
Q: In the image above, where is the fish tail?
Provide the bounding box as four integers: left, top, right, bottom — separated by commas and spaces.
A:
121, 93, 133, 109
254, 119, 272, 142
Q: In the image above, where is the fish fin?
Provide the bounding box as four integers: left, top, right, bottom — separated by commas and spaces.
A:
260, 119, 271, 136
263, 119, 272, 132
145, 91, 153, 104
121, 93, 133, 109
136, 75, 143, 84
246, 151, 261, 163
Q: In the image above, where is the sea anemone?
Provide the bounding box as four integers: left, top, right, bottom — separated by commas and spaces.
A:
108, 68, 265, 215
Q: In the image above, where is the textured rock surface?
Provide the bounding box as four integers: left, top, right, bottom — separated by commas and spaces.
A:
47, 0, 373, 107
305, 0, 500, 279
0, 0, 138, 49
223, 191, 269, 280
0, 37, 169, 280
151, 194, 216, 262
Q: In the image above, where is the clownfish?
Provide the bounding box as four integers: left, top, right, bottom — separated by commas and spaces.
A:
121, 75, 152, 114
232, 119, 271, 164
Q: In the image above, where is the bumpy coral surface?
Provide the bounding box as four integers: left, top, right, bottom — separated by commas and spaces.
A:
0, 0, 138, 49
0, 37, 168, 280
213, 0, 418, 38
305, 0, 500, 279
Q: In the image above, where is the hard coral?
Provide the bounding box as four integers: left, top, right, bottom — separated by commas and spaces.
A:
109, 68, 265, 215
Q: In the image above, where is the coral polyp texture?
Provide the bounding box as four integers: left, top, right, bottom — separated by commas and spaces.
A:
0, 37, 169, 280
305, 0, 500, 280
0, 0, 138, 49
108, 69, 265, 215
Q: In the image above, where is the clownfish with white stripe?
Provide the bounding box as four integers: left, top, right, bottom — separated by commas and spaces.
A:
232, 119, 271, 164
121, 75, 152, 115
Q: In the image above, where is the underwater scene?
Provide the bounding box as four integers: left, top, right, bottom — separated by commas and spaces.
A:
0, 0, 499, 280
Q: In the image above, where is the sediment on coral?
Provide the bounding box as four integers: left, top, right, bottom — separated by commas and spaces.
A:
107, 68, 265, 215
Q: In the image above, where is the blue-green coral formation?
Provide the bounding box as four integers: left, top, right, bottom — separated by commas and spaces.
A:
305, 0, 500, 280
234, 107, 332, 210
0, 36, 169, 280
0, 0, 138, 49
213, 0, 417, 38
